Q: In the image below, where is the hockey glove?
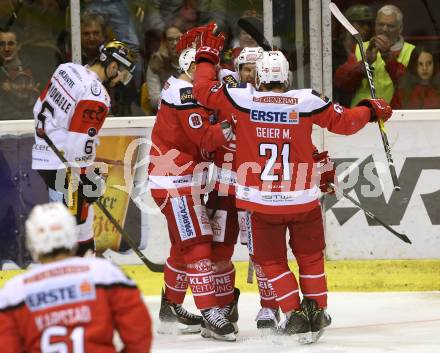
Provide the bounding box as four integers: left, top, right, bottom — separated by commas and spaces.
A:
195, 23, 225, 65
357, 98, 392, 123
80, 168, 105, 204
313, 150, 336, 194
176, 26, 206, 53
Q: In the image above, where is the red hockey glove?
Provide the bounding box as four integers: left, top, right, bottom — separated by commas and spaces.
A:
176, 26, 206, 54
195, 23, 225, 65
313, 151, 336, 194
357, 98, 393, 123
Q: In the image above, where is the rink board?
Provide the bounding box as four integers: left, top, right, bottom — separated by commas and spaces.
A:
0, 111, 439, 270
2, 259, 440, 294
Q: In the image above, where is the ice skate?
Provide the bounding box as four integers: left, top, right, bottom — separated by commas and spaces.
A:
158, 290, 203, 334
301, 297, 332, 342
279, 309, 312, 344
255, 307, 280, 330
219, 287, 240, 333
200, 307, 236, 342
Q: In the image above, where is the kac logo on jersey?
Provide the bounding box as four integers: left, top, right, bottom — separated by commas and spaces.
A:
250, 110, 299, 124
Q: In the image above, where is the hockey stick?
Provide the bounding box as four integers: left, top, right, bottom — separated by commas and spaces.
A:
38, 132, 164, 272
237, 18, 272, 51
329, 2, 400, 192
328, 183, 411, 244
246, 258, 254, 284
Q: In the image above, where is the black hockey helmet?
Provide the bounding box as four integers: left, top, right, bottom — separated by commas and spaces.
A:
99, 40, 136, 84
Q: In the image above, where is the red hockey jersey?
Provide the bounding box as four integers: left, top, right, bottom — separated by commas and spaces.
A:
194, 62, 372, 214
0, 257, 152, 353
148, 76, 227, 198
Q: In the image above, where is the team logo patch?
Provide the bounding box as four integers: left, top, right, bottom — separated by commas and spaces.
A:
87, 127, 97, 137
188, 113, 203, 128
222, 75, 237, 84
180, 87, 196, 104
91, 80, 101, 96
194, 259, 211, 273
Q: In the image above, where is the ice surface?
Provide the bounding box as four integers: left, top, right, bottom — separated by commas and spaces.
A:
143, 292, 440, 353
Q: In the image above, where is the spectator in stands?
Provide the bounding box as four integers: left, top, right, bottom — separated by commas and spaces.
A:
81, 12, 107, 65
145, 23, 183, 111
332, 4, 374, 106
0, 29, 38, 120
83, 0, 142, 89
391, 45, 440, 109
334, 4, 415, 107
16, 0, 65, 86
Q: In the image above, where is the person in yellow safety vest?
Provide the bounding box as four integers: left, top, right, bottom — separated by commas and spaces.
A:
334, 4, 414, 107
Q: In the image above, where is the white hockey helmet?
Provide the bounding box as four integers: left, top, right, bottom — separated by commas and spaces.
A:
234, 46, 264, 72
179, 47, 196, 78
26, 203, 78, 261
255, 51, 289, 89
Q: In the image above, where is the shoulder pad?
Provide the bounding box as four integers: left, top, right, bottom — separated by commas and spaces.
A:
227, 82, 247, 89
311, 89, 330, 103
179, 87, 197, 104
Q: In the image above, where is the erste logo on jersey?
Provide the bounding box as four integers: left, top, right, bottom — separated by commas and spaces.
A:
25, 278, 96, 312
250, 109, 299, 124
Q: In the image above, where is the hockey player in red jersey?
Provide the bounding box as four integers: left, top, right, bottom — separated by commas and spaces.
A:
192, 24, 392, 343
32, 40, 136, 256
0, 203, 152, 353
205, 46, 283, 331
147, 47, 236, 341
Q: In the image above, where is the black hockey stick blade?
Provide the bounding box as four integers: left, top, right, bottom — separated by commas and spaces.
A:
238, 18, 272, 51
329, 183, 411, 244
40, 132, 164, 272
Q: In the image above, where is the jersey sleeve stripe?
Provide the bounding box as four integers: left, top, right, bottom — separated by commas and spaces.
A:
95, 282, 138, 289
0, 301, 25, 312
299, 101, 332, 117
223, 86, 250, 113
160, 98, 200, 110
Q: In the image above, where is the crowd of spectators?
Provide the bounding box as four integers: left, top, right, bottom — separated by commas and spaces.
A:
1, 1, 440, 122
333, 3, 440, 110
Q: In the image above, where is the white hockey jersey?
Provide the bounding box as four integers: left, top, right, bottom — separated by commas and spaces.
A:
32, 63, 111, 170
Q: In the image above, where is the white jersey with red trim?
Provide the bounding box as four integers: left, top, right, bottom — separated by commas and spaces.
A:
0, 256, 152, 353
194, 62, 372, 214
32, 63, 111, 170
148, 75, 227, 198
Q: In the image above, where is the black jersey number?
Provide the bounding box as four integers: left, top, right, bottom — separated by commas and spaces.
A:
259, 143, 291, 181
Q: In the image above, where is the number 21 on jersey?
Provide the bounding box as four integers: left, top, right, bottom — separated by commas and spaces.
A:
259, 143, 291, 181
